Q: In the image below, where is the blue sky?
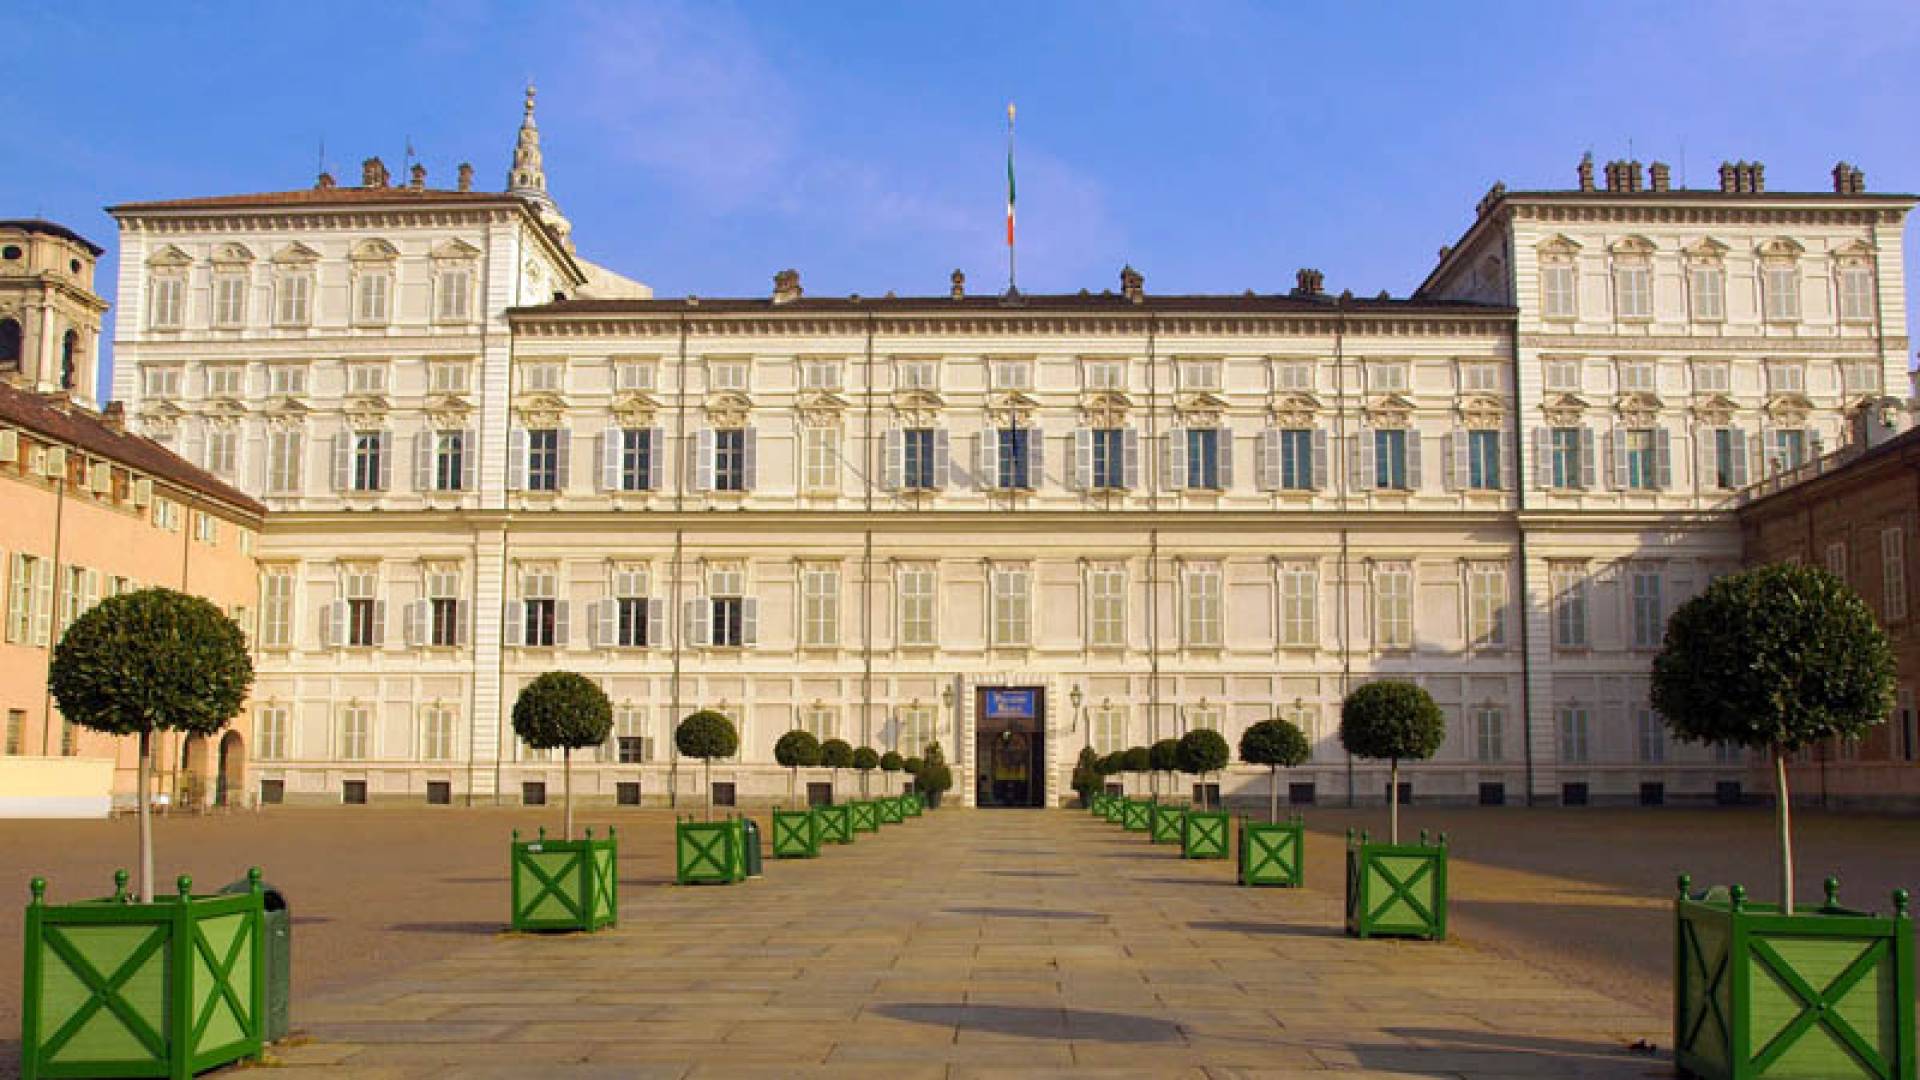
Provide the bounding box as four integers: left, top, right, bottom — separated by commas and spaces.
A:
9, 2, 1918, 394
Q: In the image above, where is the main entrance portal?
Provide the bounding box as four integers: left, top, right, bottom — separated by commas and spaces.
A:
975, 687, 1045, 808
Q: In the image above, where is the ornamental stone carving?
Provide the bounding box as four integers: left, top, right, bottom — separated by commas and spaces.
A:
703, 390, 753, 427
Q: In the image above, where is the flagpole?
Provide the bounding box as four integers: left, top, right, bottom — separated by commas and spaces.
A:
1006, 102, 1017, 296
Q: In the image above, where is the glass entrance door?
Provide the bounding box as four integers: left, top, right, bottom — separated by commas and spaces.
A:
975, 687, 1045, 808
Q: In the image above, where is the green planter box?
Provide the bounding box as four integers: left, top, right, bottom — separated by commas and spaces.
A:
877, 797, 904, 824
21, 869, 267, 1080
1150, 803, 1187, 845
903, 793, 923, 817
1345, 831, 1447, 940
1183, 810, 1231, 859
1674, 875, 1916, 1080
1089, 793, 1107, 816
1100, 795, 1121, 822
1121, 799, 1153, 833
1239, 816, 1305, 887
849, 800, 881, 834
770, 808, 820, 859
676, 817, 747, 885
511, 828, 619, 931
817, 804, 854, 845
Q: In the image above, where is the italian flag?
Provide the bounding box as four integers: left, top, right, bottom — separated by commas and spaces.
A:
1005, 103, 1016, 248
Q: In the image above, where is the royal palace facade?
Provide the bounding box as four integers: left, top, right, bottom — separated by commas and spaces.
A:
105, 94, 1915, 808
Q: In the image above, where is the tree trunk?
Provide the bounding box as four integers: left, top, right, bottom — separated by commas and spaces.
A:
789, 766, 797, 804
1777, 751, 1795, 915
563, 747, 573, 841
1389, 757, 1400, 844
1269, 764, 1279, 823
704, 757, 713, 822
137, 729, 154, 904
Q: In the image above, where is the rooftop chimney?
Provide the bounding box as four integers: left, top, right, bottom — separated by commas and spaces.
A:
457, 163, 474, 192
1577, 152, 1595, 193
1746, 161, 1765, 192
1604, 160, 1644, 193
1833, 161, 1866, 194
1718, 162, 1737, 193
101, 401, 125, 432
1649, 162, 1671, 192
1120, 265, 1144, 303
361, 157, 390, 189
408, 163, 427, 190
772, 268, 803, 304
315, 171, 335, 190
950, 268, 966, 300
1292, 268, 1325, 297
1723, 161, 1765, 194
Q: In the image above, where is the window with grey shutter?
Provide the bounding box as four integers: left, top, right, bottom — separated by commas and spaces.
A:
507, 428, 528, 491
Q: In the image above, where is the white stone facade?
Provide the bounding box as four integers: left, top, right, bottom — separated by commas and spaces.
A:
108, 133, 1914, 808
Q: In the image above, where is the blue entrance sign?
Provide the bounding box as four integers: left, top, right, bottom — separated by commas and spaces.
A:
982, 688, 1038, 720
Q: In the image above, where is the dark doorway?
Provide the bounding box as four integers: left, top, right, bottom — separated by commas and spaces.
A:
975, 687, 1044, 807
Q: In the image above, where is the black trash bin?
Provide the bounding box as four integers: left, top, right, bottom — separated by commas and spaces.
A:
740, 816, 763, 878
221, 876, 290, 1041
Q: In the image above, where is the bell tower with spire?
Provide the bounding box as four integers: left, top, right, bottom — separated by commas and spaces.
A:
506, 83, 573, 249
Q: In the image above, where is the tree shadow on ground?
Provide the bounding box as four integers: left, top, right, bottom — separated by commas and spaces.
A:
1130, 876, 1237, 888
439, 876, 504, 885
1099, 851, 1168, 860
941, 906, 1108, 922
291, 914, 332, 927
1357, 1027, 1667, 1073
980, 849, 1061, 857
388, 920, 501, 935
1188, 919, 1344, 939
872, 1003, 1181, 1043
977, 869, 1077, 878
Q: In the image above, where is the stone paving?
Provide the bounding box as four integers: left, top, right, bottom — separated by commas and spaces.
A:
265, 809, 1670, 1078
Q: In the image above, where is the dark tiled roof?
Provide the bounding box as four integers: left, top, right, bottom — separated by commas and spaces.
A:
108, 188, 525, 213
512, 292, 1513, 319
0, 219, 104, 256
0, 383, 264, 518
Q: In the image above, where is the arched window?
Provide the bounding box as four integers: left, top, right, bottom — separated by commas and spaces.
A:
0, 318, 21, 371
60, 330, 78, 389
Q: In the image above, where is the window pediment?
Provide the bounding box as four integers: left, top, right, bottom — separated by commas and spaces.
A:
1176, 390, 1228, 413
611, 391, 659, 423
272, 242, 321, 265
1614, 390, 1664, 414
146, 244, 192, 269
890, 388, 945, 413
1609, 234, 1656, 256
1683, 237, 1730, 261
140, 399, 184, 420
797, 388, 849, 413
262, 397, 310, 418
205, 399, 249, 419
1362, 394, 1414, 428
432, 238, 482, 262
1536, 233, 1582, 257
1756, 237, 1805, 259
1833, 239, 1875, 262
704, 390, 753, 426
1765, 393, 1815, 422
1456, 394, 1506, 429
345, 396, 389, 423
211, 243, 255, 266
351, 238, 400, 262
514, 392, 566, 428
425, 398, 472, 428
1270, 392, 1322, 428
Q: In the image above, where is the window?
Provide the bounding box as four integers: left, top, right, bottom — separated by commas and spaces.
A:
1466, 430, 1501, 490
1084, 361, 1124, 390
1622, 429, 1659, 490
1178, 360, 1222, 391
1090, 705, 1128, 754
1690, 266, 1726, 321
526, 429, 562, 492
1838, 266, 1875, 322
7, 553, 52, 646
990, 565, 1031, 646
1551, 565, 1588, 648
152, 498, 181, 532
256, 706, 288, 761
797, 704, 835, 741
429, 362, 471, 394
205, 427, 238, 478
1374, 563, 1412, 649
800, 565, 840, 648
206, 366, 245, 397
1544, 360, 1581, 392
897, 565, 935, 647
995, 428, 1034, 490
1763, 266, 1800, 321
212, 277, 247, 327
436, 267, 473, 321
342, 568, 380, 647
1614, 264, 1652, 319
1367, 363, 1408, 392
1631, 569, 1665, 648
990, 360, 1032, 390
347, 431, 389, 491
1279, 564, 1317, 647
801, 361, 842, 391
1768, 363, 1805, 395
1637, 708, 1666, 764
1267, 428, 1317, 491
609, 587, 652, 648
897, 359, 938, 391
1182, 428, 1224, 490
705, 568, 750, 648
1772, 429, 1810, 473
897, 705, 936, 758
518, 569, 559, 647
1473, 708, 1503, 763
1694, 363, 1729, 394
1558, 707, 1590, 763
275, 273, 312, 326
1550, 427, 1587, 489
1183, 563, 1223, 647
260, 568, 293, 648
266, 429, 304, 494
613, 360, 655, 392
1460, 362, 1500, 392
1087, 566, 1126, 648
1709, 427, 1749, 490
1373, 429, 1409, 490
339, 706, 371, 760
421, 706, 456, 761
1467, 563, 1507, 647
427, 570, 464, 648
1186, 704, 1223, 734
616, 707, 653, 763
143, 367, 181, 398
714, 428, 748, 492
707, 360, 748, 392
520, 363, 563, 393
899, 428, 938, 490
431, 431, 469, 492
268, 365, 306, 396
348, 364, 388, 395
1883, 527, 1907, 621
149, 277, 185, 328
1826, 540, 1849, 579
354, 269, 391, 324
1618, 361, 1655, 393
1842, 362, 1881, 395
1541, 263, 1577, 318
801, 426, 838, 492
56, 565, 94, 637
193, 512, 219, 545
1273, 362, 1313, 391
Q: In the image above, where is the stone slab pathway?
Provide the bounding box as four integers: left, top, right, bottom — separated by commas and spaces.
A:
267, 809, 1671, 1078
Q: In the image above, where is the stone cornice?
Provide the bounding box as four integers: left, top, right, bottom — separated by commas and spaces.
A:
510, 311, 1515, 340
1510, 201, 1909, 229
118, 206, 518, 236
1520, 333, 1898, 354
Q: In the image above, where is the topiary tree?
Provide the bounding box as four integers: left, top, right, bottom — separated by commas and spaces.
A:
903, 755, 925, 794
1240, 718, 1311, 822
1177, 729, 1230, 810
512, 671, 614, 841
1097, 751, 1121, 792
49, 588, 253, 903
1071, 746, 1101, 806
1339, 681, 1445, 844
1150, 738, 1181, 800
851, 746, 880, 796
917, 741, 954, 807
820, 738, 854, 802
1122, 745, 1151, 798
774, 729, 823, 803
1652, 562, 1895, 914
675, 710, 739, 821
880, 750, 905, 795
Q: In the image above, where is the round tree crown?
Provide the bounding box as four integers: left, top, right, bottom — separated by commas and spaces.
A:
820, 738, 855, 769
774, 729, 824, 769
1121, 745, 1151, 773
49, 588, 252, 738
1240, 718, 1310, 768
880, 751, 905, 772
1652, 563, 1895, 752
1149, 738, 1181, 772
675, 710, 739, 761
1176, 728, 1230, 774
851, 746, 880, 771
1339, 681, 1445, 763
511, 671, 613, 751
